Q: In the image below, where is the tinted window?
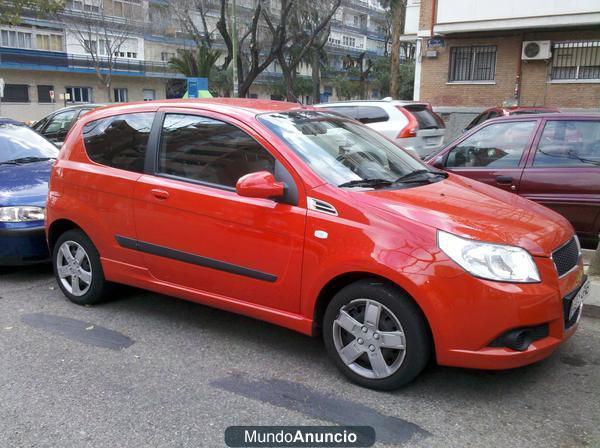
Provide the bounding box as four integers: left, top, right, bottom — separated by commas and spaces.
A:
404, 105, 445, 129
159, 114, 275, 188
83, 113, 154, 173
325, 106, 359, 120
0, 124, 58, 163
356, 106, 389, 124
446, 121, 535, 168
43, 109, 78, 141
465, 112, 487, 130
37, 85, 54, 103
533, 120, 600, 168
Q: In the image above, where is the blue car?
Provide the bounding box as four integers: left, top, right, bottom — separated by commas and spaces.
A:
0, 118, 58, 265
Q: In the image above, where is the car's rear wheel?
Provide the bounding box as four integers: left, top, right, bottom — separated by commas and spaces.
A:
53, 229, 108, 305
323, 279, 431, 390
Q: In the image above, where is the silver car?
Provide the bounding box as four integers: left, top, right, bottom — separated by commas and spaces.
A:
315, 99, 446, 158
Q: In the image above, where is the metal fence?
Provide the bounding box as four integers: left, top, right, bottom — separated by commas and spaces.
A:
551, 40, 600, 81
448, 45, 496, 82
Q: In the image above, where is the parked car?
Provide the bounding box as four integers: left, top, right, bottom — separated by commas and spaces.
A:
31, 104, 102, 146
46, 99, 587, 390
315, 99, 446, 159
0, 118, 58, 265
426, 113, 600, 248
464, 106, 561, 132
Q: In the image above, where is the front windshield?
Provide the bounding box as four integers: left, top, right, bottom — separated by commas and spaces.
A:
0, 124, 59, 163
259, 110, 427, 187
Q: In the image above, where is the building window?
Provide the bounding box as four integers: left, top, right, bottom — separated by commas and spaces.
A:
143, 89, 155, 101
66, 86, 92, 103
114, 88, 128, 102
3, 84, 29, 102
37, 85, 54, 103
161, 51, 175, 62
0, 29, 33, 49
36, 34, 63, 51
342, 36, 356, 48
449, 45, 496, 82
551, 41, 600, 81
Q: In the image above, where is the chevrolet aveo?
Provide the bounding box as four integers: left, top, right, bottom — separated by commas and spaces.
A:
46, 99, 589, 390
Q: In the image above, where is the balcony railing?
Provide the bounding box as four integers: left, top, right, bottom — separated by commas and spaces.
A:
0, 47, 184, 78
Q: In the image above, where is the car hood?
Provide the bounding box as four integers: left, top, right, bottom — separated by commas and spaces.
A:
0, 160, 53, 207
354, 174, 572, 257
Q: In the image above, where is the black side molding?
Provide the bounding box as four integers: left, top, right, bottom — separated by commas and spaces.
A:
115, 235, 277, 283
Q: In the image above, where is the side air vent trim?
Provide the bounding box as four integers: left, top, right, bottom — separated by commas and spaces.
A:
307, 197, 338, 216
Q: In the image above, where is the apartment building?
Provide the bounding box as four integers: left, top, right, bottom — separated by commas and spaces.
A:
0, 0, 389, 121
405, 0, 600, 131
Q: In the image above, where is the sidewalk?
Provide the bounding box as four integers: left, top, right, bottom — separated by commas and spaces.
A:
583, 249, 599, 318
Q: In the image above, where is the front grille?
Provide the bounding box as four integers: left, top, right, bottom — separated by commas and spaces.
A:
552, 237, 579, 277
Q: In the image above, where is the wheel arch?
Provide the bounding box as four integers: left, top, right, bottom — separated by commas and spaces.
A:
47, 219, 86, 254
311, 271, 434, 347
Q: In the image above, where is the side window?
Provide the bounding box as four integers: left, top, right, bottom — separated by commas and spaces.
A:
43, 109, 78, 139
446, 121, 536, 168
486, 111, 500, 120
533, 120, 600, 168
326, 106, 358, 120
465, 112, 487, 130
356, 106, 389, 124
83, 112, 154, 173
158, 114, 275, 188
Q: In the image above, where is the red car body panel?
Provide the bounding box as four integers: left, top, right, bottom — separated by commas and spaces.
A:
429, 114, 600, 241
47, 99, 584, 371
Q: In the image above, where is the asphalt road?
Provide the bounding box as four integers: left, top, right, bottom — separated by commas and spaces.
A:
1, 264, 599, 448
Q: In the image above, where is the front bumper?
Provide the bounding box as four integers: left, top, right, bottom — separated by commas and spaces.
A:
0, 224, 49, 265
421, 255, 584, 370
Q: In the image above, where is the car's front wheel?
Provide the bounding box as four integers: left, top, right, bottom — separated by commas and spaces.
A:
53, 229, 109, 305
323, 279, 431, 390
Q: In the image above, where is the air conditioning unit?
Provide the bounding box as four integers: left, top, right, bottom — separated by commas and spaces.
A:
522, 41, 552, 60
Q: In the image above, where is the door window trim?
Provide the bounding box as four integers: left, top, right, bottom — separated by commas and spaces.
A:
442, 118, 540, 169
145, 108, 301, 206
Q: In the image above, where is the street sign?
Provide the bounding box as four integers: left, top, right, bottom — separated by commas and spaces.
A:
186, 77, 209, 99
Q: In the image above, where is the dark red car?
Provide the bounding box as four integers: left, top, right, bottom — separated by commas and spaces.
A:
427, 114, 600, 247
464, 106, 561, 132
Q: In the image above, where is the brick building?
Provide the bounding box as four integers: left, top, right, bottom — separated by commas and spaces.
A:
404, 0, 600, 136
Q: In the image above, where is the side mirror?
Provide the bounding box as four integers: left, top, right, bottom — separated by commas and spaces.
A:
236, 171, 285, 200
432, 157, 444, 169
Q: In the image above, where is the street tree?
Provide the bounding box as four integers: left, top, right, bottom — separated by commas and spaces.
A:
380, 0, 406, 99
55, 2, 141, 102
168, 46, 221, 78
0, 0, 63, 25
273, 0, 341, 102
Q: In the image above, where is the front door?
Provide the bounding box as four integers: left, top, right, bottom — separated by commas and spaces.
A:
519, 118, 600, 238
133, 110, 306, 313
441, 120, 538, 193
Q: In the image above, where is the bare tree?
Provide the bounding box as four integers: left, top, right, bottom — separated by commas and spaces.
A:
273, 0, 341, 102
167, 0, 217, 47
56, 1, 141, 102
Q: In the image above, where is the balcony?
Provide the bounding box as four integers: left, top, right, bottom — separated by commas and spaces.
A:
434, 0, 600, 33
0, 48, 184, 79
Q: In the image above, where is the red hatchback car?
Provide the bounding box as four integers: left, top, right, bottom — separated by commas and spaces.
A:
46, 99, 588, 390
428, 114, 600, 247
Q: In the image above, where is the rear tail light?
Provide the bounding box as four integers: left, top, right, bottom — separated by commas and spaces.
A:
396, 106, 418, 138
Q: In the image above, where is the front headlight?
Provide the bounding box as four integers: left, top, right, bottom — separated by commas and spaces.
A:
438, 230, 540, 283
0, 206, 45, 222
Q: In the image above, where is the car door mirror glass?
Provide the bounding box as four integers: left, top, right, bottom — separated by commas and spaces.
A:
236, 171, 285, 200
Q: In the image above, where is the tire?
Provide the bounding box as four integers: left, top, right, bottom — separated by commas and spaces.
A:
323, 279, 431, 390
52, 229, 109, 305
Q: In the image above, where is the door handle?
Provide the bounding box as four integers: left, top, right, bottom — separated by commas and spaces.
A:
150, 188, 170, 200
495, 175, 513, 184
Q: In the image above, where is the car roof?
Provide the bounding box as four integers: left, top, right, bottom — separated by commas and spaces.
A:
316, 99, 428, 107
0, 118, 24, 126
485, 112, 600, 122
82, 98, 308, 122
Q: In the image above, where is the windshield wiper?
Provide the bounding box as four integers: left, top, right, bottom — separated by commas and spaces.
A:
338, 178, 393, 188
395, 169, 448, 183
1, 156, 55, 164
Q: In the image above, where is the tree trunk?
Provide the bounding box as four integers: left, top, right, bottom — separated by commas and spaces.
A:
390, 0, 405, 99
312, 56, 320, 104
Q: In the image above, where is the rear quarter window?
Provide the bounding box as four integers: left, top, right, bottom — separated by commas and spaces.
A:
404, 105, 445, 129
82, 112, 154, 173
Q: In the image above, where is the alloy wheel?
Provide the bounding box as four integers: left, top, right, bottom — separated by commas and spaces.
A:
332, 298, 406, 379
56, 240, 93, 297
